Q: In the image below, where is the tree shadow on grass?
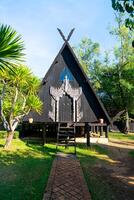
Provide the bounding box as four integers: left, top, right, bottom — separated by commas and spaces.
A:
0, 141, 56, 200
26, 142, 57, 156
76, 142, 134, 200
1, 138, 134, 200
43, 142, 134, 200
26, 141, 134, 200
26, 142, 134, 200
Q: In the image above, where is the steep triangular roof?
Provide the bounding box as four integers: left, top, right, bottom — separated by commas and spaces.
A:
66, 42, 111, 123
24, 30, 111, 124
42, 40, 111, 124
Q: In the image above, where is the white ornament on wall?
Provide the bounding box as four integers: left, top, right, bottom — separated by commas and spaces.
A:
49, 76, 83, 122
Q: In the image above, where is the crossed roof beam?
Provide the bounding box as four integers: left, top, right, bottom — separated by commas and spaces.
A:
57, 28, 75, 42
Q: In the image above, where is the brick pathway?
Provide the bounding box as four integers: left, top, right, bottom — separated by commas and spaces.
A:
43, 153, 91, 200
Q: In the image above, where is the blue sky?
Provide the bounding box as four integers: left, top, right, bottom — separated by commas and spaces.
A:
0, 0, 117, 77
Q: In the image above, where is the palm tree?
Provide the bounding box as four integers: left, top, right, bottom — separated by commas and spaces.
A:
0, 24, 25, 70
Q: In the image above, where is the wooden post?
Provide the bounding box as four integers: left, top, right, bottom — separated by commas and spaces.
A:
93, 126, 95, 133
96, 126, 98, 134
43, 125, 46, 145
100, 126, 103, 137
86, 123, 90, 147
105, 126, 109, 138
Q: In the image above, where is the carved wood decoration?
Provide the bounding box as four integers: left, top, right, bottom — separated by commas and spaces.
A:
48, 97, 56, 122
49, 76, 83, 122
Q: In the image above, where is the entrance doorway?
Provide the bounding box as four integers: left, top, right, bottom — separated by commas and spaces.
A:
59, 95, 73, 122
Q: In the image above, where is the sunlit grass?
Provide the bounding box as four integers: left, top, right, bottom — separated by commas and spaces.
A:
0, 139, 56, 200
109, 132, 134, 141
0, 134, 134, 200
0, 138, 115, 200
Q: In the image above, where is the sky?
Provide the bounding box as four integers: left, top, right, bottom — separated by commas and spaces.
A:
0, 0, 117, 78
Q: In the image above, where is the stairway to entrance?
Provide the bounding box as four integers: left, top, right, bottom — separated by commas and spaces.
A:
56, 122, 76, 154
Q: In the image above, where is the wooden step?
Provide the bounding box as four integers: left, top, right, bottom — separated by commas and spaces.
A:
57, 122, 76, 154
56, 142, 76, 146
58, 133, 74, 136
58, 138, 75, 141
58, 130, 74, 132
58, 126, 74, 129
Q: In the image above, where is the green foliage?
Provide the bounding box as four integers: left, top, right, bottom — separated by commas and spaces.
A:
26, 95, 42, 114
73, 37, 101, 89
0, 65, 42, 132
112, 0, 134, 30
99, 16, 134, 116
74, 15, 134, 122
73, 38, 100, 74
8, 65, 31, 87
0, 24, 25, 70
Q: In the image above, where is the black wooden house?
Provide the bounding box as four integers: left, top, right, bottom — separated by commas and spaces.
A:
22, 29, 111, 144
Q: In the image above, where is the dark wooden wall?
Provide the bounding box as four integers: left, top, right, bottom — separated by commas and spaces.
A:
24, 43, 110, 124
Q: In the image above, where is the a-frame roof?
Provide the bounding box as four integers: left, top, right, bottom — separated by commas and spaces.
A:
42, 40, 111, 124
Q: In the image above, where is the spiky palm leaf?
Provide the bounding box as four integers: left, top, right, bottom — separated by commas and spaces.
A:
26, 95, 43, 114
8, 65, 32, 87
26, 76, 41, 94
0, 24, 25, 70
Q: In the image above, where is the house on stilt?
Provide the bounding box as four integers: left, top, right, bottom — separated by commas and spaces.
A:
21, 29, 111, 145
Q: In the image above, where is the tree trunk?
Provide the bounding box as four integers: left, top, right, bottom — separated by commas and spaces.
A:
4, 131, 14, 149
124, 110, 129, 134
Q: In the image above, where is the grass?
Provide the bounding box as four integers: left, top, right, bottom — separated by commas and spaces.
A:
0, 131, 134, 200
57, 144, 117, 200
0, 130, 19, 139
0, 139, 56, 200
57, 132, 134, 200
77, 132, 134, 200
76, 145, 117, 200
109, 132, 134, 159
109, 132, 134, 141
0, 137, 113, 200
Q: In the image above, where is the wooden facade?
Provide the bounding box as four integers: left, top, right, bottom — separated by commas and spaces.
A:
22, 30, 111, 143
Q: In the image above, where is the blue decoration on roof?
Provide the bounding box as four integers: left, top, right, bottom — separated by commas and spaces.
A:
60, 67, 74, 81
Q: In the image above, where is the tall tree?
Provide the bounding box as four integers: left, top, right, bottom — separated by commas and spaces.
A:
0, 24, 25, 70
111, 0, 134, 47
74, 16, 134, 133
112, 0, 134, 30
97, 16, 134, 133
73, 37, 101, 89
0, 65, 42, 148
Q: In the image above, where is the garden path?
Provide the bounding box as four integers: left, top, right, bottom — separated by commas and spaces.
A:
43, 152, 91, 200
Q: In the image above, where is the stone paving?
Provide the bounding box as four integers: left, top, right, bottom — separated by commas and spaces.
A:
43, 152, 91, 200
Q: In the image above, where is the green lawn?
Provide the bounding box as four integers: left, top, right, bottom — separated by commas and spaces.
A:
58, 132, 134, 200
109, 132, 134, 158
0, 131, 134, 200
0, 139, 56, 200
0, 138, 112, 200
77, 132, 134, 200
77, 145, 116, 200
109, 132, 134, 141
52, 143, 116, 200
